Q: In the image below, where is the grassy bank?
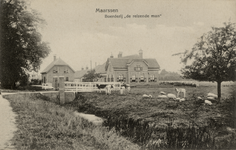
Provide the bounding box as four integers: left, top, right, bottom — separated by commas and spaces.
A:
63, 85, 236, 149
6, 94, 140, 150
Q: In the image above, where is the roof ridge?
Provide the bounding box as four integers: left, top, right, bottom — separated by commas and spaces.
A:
41, 58, 75, 73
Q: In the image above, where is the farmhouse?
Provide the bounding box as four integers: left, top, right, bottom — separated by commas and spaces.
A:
42, 50, 160, 84
104, 50, 160, 83
41, 56, 75, 83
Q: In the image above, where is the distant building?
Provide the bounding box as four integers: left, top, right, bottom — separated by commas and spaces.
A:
74, 63, 107, 82
43, 50, 160, 84
94, 63, 107, 82
41, 56, 75, 83
105, 50, 160, 83
74, 67, 89, 82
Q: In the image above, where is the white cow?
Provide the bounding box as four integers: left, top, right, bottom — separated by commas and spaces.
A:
175, 88, 186, 98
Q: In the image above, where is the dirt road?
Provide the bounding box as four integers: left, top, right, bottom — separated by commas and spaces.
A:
0, 95, 17, 150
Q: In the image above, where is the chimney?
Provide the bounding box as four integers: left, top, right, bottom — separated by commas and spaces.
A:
95, 62, 97, 67
86, 66, 88, 70
54, 55, 56, 61
118, 52, 122, 58
139, 49, 143, 58
110, 53, 114, 58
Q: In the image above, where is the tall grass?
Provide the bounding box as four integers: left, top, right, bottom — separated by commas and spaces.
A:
6, 94, 140, 150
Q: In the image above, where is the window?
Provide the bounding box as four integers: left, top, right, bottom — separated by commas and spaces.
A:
150, 75, 155, 81
64, 69, 69, 73
132, 75, 135, 80
118, 75, 124, 81
53, 70, 58, 73
66, 77, 69, 81
151, 75, 155, 80
140, 76, 144, 80
135, 65, 142, 71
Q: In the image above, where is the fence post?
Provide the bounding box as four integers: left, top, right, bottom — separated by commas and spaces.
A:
53, 76, 58, 90
59, 76, 65, 104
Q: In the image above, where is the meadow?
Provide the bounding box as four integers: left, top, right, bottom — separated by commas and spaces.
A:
64, 84, 236, 149
4, 82, 236, 149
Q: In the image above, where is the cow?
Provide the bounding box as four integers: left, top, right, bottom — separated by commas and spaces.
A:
96, 84, 107, 93
96, 84, 114, 95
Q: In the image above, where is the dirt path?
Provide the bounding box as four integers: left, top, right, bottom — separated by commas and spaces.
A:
0, 95, 17, 150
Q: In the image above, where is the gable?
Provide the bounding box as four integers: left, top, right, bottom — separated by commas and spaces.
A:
49, 65, 74, 74
41, 58, 75, 74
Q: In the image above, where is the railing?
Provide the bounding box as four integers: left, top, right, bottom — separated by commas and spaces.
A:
42, 83, 54, 90
64, 82, 122, 92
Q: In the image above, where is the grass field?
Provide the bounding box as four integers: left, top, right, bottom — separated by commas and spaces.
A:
64, 84, 236, 149
5, 94, 140, 150
4, 83, 236, 149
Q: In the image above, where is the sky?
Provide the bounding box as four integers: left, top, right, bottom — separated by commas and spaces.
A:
29, 0, 236, 73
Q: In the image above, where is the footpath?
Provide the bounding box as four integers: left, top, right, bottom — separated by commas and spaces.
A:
0, 94, 17, 150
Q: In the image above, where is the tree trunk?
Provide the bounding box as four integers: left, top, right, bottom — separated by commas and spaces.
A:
217, 81, 222, 100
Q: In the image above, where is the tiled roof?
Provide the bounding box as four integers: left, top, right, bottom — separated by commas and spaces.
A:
95, 63, 106, 74
74, 70, 88, 79
122, 54, 141, 59
145, 59, 160, 68
105, 55, 160, 71
110, 59, 128, 68
41, 58, 75, 73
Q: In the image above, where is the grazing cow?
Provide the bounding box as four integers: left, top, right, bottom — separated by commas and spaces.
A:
96, 84, 107, 93
175, 88, 186, 98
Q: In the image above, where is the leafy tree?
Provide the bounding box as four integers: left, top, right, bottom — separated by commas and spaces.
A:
82, 69, 101, 82
159, 69, 183, 81
0, 0, 50, 89
175, 22, 236, 99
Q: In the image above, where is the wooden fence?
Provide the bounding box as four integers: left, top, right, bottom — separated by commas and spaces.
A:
64, 82, 122, 92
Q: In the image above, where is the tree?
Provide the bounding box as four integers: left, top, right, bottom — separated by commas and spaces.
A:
0, 0, 50, 89
174, 22, 236, 99
82, 69, 101, 82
